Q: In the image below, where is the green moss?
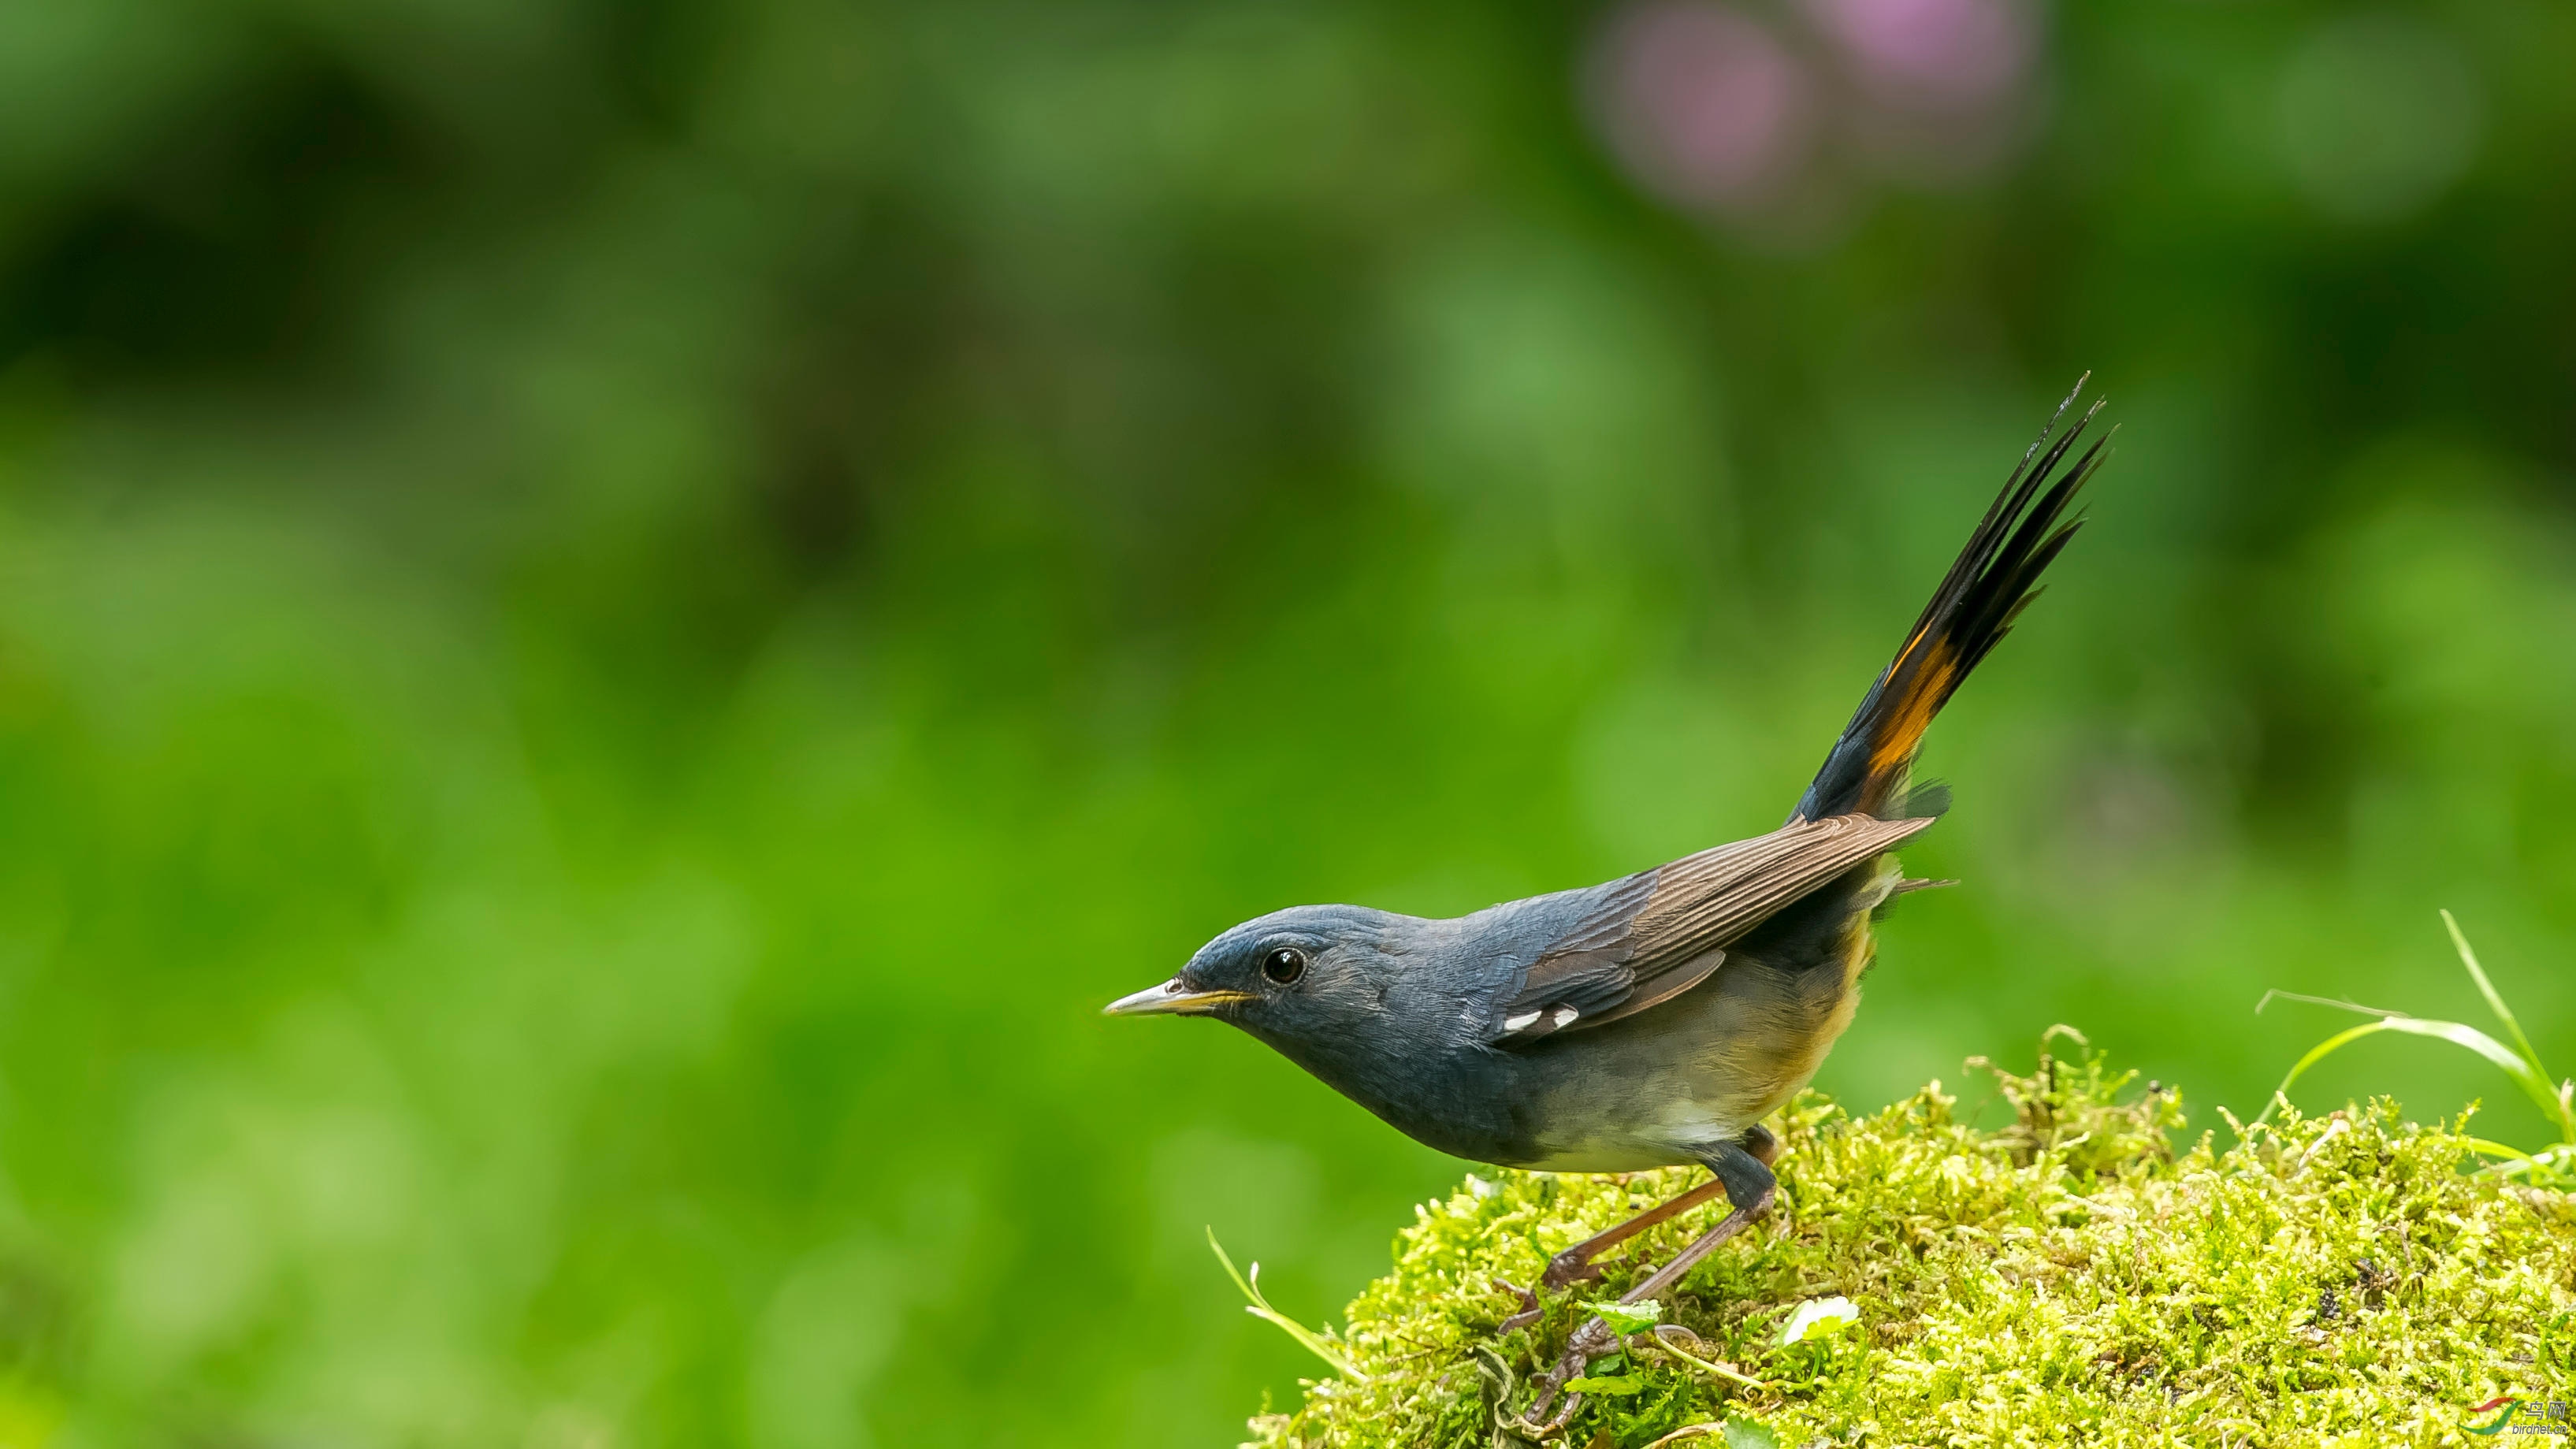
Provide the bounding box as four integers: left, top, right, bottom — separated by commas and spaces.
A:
1242, 1046, 2576, 1447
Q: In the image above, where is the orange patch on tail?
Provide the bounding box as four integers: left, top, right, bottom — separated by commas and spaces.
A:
1865, 638, 1957, 779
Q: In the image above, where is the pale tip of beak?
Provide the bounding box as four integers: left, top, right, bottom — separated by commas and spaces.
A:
1102, 978, 1252, 1017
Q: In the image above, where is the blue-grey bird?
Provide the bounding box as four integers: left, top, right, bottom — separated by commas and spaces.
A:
1107, 385, 2110, 1427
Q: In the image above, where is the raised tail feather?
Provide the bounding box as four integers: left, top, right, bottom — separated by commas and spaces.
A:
1791, 379, 2112, 824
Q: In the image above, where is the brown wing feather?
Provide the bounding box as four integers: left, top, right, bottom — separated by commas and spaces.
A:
1490, 813, 1932, 1045
1626, 812, 1932, 960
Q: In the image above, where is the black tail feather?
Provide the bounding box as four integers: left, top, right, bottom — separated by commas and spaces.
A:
1791, 378, 2111, 823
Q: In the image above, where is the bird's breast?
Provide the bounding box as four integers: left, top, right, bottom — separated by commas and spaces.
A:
1508, 912, 1879, 1169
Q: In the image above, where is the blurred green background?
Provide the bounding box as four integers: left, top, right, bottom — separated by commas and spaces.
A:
0, 0, 2567, 1443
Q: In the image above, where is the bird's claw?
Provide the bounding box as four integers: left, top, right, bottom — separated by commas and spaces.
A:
1500, 1402, 1580, 1440
1520, 1315, 1622, 1433
1514, 1380, 1583, 1437
1563, 1314, 1622, 1361
1538, 1248, 1606, 1291
1496, 1246, 1608, 1336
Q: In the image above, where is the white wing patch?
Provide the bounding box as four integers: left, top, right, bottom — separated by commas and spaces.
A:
1496, 1001, 1588, 1045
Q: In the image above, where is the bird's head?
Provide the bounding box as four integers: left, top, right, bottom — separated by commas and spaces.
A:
1106, 901, 1526, 1163
1102, 904, 1410, 1049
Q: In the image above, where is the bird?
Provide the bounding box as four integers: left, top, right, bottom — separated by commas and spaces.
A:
1106, 381, 2110, 1429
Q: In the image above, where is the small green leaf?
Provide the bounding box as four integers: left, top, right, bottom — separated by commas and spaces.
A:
1564, 1373, 1645, 1396
1589, 1299, 1665, 1334
1723, 1418, 1781, 1449
1777, 1295, 1860, 1345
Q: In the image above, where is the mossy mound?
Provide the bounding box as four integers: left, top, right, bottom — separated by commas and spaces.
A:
1244, 1044, 2576, 1448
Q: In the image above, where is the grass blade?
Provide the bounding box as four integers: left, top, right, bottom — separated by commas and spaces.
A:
1206, 1227, 1370, 1380
2265, 1016, 2571, 1131
2252, 989, 2405, 1018
2474, 1142, 2576, 1183
2441, 912, 2541, 1072
2441, 911, 2574, 1142
1644, 1328, 1767, 1390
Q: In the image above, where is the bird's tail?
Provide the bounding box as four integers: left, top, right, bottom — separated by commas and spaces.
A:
1790, 380, 2112, 823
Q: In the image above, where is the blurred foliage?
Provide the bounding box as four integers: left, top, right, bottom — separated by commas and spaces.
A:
0, 0, 2567, 1443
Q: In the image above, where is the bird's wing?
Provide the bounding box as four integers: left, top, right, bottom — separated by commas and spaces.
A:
1486, 812, 1934, 1046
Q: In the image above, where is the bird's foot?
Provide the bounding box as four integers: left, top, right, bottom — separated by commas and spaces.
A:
1493, 1241, 1630, 1338
1528, 1172, 1735, 1301
1518, 1315, 1622, 1434
1538, 1245, 1607, 1291
1489, 1235, 1617, 1343
1511, 1191, 1777, 1434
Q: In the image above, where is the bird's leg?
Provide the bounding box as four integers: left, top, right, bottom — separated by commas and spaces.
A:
1511, 1124, 1776, 1311
1535, 1178, 1730, 1292
1498, 1175, 1730, 1332
1498, 1126, 1778, 1331
1518, 1134, 1777, 1434
1741, 1121, 1781, 1168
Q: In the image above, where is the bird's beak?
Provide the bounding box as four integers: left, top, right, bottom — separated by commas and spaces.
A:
1102, 977, 1252, 1017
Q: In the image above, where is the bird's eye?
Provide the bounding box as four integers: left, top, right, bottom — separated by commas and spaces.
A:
1261, 948, 1307, 986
